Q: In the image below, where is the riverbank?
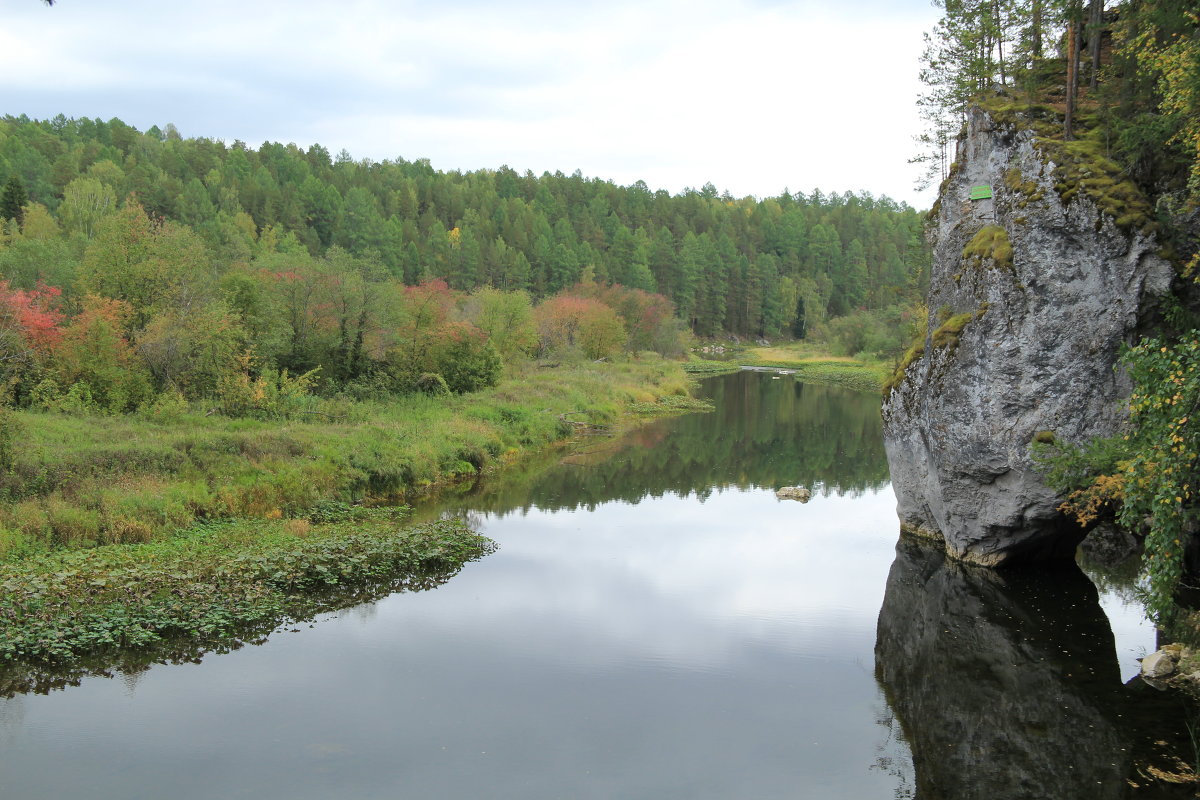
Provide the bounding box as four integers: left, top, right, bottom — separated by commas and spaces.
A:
0, 356, 707, 687
687, 343, 888, 393
743, 344, 888, 393
0, 357, 697, 560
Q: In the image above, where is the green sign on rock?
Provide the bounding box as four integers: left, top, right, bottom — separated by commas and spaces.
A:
969, 184, 993, 200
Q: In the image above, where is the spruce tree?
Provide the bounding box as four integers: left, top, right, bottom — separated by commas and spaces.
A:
0, 176, 28, 228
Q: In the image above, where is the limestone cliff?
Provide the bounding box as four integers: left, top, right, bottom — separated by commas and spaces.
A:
882, 101, 1173, 565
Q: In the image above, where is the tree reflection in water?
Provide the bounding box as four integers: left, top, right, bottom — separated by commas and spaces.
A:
426, 370, 891, 518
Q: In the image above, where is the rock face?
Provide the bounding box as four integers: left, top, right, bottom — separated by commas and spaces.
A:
1140, 650, 1177, 680
882, 103, 1173, 566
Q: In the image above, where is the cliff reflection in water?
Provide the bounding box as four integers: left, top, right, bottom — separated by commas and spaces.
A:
876, 536, 1197, 799
439, 371, 890, 516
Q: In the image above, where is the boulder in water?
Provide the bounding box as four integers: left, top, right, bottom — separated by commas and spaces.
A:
775, 486, 811, 502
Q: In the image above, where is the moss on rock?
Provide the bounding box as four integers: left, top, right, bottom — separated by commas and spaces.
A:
884, 337, 926, 394
931, 312, 975, 349
1035, 137, 1156, 235
1003, 167, 1044, 209
978, 95, 1062, 138
974, 92, 1155, 237
962, 225, 1014, 272
929, 304, 990, 353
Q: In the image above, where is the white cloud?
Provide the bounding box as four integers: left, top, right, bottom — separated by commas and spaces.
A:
4, 0, 942, 207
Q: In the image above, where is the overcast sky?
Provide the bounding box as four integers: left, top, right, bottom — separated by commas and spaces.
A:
3, 0, 942, 208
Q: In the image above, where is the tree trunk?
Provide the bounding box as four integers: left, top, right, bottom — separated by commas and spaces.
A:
995, 1, 1006, 85
1032, 0, 1043, 59
1088, 0, 1103, 90
1065, 18, 1078, 141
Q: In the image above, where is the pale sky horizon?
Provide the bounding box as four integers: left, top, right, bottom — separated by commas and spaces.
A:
3, 0, 943, 209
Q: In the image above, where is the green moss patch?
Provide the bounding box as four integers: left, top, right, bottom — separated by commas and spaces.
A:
971, 93, 1155, 237
884, 303, 989, 394
1003, 167, 1044, 208
962, 225, 1014, 271
930, 304, 990, 352
1036, 137, 1156, 235
979, 95, 1062, 138
884, 337, 926, 394
932, 312, 975, 349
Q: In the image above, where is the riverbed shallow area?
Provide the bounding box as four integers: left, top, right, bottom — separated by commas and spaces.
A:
0, 371, 1191, 798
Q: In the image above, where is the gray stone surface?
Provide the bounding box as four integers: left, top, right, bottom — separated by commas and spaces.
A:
1140, 650, 1177, 679
1079, 521, 1141, 567
882, 105, 1172, 565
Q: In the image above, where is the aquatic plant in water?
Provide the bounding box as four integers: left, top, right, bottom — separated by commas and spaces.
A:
0, 511, 495, 695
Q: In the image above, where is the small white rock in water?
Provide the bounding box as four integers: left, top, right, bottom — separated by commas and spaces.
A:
775, 486, 812, 503
1140, 650, 1177, 679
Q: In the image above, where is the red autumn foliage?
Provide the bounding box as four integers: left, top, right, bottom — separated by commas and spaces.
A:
0, 279, 64, 352
402, 278, 456, 331
533, 294, 626, 358
549, 284, 681, 352
560, 281, 677, 352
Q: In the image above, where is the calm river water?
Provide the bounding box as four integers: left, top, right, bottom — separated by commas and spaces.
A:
0, 371, 1185, 798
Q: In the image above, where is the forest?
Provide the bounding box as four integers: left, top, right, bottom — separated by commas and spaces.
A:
916, 0, 1198, 203
0, 114, 927, 416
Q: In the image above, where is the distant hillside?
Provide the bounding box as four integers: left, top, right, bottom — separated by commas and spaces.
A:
0, 114, 926, 339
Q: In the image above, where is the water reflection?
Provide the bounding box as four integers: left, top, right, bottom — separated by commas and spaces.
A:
0, 565, 468, 697
0, 488, 912, 800
0, 373, 912, 800
875, 536, 1197, 799
431, 371, 890, 517
0, 370, 1181, 799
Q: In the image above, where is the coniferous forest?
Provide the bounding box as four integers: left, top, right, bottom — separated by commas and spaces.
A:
0, 113, 927, 409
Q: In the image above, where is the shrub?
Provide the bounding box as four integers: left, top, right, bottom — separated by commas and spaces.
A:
1032, 334, 1200, 625
214, 362, 320, 419
415, 373, 451, 396
438, 337, 502, 394
52, 296, 152, 413
534, 295, 627, 359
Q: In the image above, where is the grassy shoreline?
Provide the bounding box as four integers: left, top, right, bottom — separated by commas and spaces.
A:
742, 344, 889, 393
0, 357, 697, 559
0, 357, 705, 688
687, 344, 888, 393
770, 361, 887, 393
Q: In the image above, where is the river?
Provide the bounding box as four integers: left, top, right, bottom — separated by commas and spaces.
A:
0, 371, 1189, 798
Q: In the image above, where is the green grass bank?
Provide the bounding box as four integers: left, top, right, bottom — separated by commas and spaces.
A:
0, 357, 697, 559
689, 343, 888, 394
